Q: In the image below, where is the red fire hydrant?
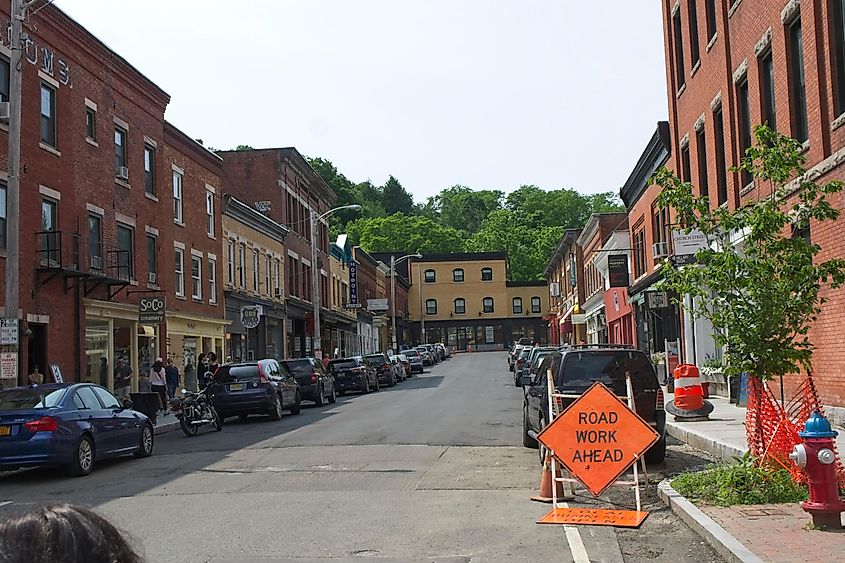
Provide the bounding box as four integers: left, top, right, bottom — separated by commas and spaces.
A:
789, 411, 845, 529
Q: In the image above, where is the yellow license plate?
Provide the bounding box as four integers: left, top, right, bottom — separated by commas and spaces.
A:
229, 383, 244, 391
0, 426, 11, 437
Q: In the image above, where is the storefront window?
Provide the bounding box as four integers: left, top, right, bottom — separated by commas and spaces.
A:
113, 320, 134, 390
138, 325, 157, 385
85, 320, 109, 388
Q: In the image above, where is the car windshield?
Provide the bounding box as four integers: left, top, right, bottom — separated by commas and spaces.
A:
329, 359, 358, 371
0, 388, 67, 410
283, 360, 313, 376
404, 350, 419, 358
559, 351, 657, 394
364, 355, 387, 366
215, 365, 260, 383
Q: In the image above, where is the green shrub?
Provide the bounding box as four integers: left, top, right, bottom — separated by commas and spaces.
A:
671, 455, 808, 506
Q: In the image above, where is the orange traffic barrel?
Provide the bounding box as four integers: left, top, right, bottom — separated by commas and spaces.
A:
665, 363, 713, 420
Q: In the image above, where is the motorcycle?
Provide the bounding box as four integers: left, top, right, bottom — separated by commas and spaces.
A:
170, 374, 222, 437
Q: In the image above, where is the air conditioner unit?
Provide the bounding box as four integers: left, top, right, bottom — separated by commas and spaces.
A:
652, 241, 670, 259
116, 166, 129, 181
0, 102, 10, 121
89, 256, 102, 270
274, 287, 283, 297
148, 272, 157, 285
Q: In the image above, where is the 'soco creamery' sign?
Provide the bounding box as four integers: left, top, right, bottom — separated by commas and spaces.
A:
537, 382, 659, 497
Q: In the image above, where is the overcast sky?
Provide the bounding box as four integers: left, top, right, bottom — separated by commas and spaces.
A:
55, 0, 667, 203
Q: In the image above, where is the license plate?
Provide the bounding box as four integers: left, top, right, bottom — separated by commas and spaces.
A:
229, 383, 244, 391
0, 426, 10, 437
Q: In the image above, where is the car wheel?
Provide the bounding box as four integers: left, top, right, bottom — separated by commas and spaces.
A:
181, 416, 199, 437
374, 377, 381, 392
537, 417, 548, 464
68, 435, 95, 477
363, 378, 371, 394
337, 390, 345, 397
268, 393, 283, 421
644, 436, 666, 464
328, 384, 337, 404
523, 407, 538, 449
314, 385, 325, 406
289, 391, 302, 415
386, 375, 395, 387
134, 423, 154, 458
239, 413, 249, 423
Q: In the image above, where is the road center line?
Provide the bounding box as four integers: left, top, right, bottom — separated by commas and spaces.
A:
0, 501, 13, 508
560, 502, 590, 563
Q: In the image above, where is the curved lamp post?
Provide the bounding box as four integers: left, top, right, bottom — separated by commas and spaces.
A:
390, 253, 422, 353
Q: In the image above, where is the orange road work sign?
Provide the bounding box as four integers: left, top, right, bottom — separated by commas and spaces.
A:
537, 381, 659, 496
537, 507, 649, 528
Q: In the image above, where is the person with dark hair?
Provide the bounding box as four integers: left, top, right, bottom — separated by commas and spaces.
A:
0, 504, 142, 563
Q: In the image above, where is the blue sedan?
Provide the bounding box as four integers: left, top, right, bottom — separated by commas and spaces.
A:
0, 383, 154, 477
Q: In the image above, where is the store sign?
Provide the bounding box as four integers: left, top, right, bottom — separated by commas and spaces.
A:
0, 318, 18, 346
138, 297, 165, 324
607, 254, 629, 288
670, 254, 696, 267
672, 229, 708, 256
349, 260, 359, 305
571, 313, 587, 324
241, 305, 263, 330
254, 201, 271, 214
646, 291, 669, 309
367, 298, 388, 312
0, 18, 72, 86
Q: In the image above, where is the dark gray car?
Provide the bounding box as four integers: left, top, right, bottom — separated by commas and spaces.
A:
282, 358, 336, 406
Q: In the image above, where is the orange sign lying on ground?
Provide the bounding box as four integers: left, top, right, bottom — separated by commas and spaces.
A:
537, 507, 649, 528
537, 381, 659, 496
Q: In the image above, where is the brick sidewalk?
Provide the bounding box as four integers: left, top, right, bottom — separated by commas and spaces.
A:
703, 503, 845, 561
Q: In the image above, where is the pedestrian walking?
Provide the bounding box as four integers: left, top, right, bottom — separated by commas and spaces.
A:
149, 358, 167, 416
113, 358, 132, 401
0, 503, 143, 563
165, 357, 180, 399
322, 354, 330, 370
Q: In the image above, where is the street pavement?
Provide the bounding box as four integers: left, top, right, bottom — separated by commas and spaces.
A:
0, 352, 721, 562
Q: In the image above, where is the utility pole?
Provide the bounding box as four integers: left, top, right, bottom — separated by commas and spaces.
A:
310, 209, 320, 359
3, 0, 26, 387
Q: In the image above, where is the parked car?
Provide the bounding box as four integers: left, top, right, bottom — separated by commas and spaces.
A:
508, 344, 524, 371
516, 346, 559, 387
389, 356, 407, 381
392, 354, 412, 377
0, 383, 154, 477
437, 343, 451, 358
427, 344, 443, 362
521, 345, 666, 464
513, 346, 532, 377
434, 343, 448, 360
328, 357, 379, 395
282, 358, 336, 406
364, 353, 399, 387
415, 346, 434, 366
211, 360, 301, 422
403, 349, 424, 373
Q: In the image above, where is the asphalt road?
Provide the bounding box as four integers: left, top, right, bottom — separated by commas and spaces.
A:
0, 352, 721, 562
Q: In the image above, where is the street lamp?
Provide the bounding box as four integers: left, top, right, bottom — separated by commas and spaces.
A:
390, 253, 422, 353
310, 204, 361, 359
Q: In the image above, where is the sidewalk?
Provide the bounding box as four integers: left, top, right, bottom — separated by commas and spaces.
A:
661, 395, 845, 562
153, 413, 179, 435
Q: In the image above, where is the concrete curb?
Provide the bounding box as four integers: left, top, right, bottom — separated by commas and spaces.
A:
153, 419, 180, 435
658, 480, 762, 563
665, 420, 747, 461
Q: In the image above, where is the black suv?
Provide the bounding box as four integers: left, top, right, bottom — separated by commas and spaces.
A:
363, 353, 398, 387
328, 357, 379, 395
520, 345, 666, 463
282, 358, 337, 406
211, 360, 301, 422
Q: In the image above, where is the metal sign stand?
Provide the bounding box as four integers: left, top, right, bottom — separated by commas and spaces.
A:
626, 373, 647, 513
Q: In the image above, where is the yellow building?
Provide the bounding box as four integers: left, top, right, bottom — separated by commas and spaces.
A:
407, 252, 549, 351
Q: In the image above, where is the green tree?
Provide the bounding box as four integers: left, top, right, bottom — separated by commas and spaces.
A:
352, 213, 465, 254
233, 144, 255, 151
424, 185, 503, 235
382, 175, 414, 215
654, 125, 845, 386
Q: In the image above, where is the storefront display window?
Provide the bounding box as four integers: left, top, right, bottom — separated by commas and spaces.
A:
85, 320, 109, 387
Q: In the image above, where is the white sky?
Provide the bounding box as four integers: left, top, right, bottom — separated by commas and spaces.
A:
54, 0, 668, 202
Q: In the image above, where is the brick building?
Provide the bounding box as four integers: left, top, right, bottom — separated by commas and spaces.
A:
0, 4, 224, 389
369, 252, 413, 351
328, 235, 357, 357
661, 0, 845, 409
544, 230, 584, 345
220, 148, 336, 358
351, 247, 382, 354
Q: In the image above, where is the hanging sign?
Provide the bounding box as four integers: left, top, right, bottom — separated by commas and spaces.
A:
349, 260, 359, 304
240, 305, 263, 330
671, 229, 708, 256
367, 298, 388, 312
138, 297, 165, 324
607, 254, 629, 288
0, 318, 18, 346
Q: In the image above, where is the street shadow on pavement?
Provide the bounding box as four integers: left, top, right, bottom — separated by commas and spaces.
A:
379, 376, 444, 391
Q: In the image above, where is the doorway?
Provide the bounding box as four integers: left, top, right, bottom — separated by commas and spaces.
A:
27, 323, 48, 381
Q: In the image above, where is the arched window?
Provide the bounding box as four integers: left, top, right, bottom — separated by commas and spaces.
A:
424, 269, 436, 283
512, 297, 523, 314
482, 297, 494, 313
531, 296, 541, 313
425, 299, 437, 315
454, 298, 466, 314
481, 267, 493, 281
452, 268, 464, 282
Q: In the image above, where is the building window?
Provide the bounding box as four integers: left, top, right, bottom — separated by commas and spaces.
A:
696, 128, 709, 198
226, 240, 235, 285
238, 245, 246, 288
425, 299, 437, 315
302, 264, 311, 301
531, 296, 541, 314
705, 0, 717, 42
288, 256, 297, 297
672, 8, 685, 89
146, 234, 157, 285
87, 213, 101, 270
174, 248, 185, 297
85, 108, 96, 140
0, 185, 6, 250
452, 268, 464, 282
252, 249, 260, 292
265, 254, 272, 295
681, 143, 692, 183
512, 297, 523, 315
788, 17, 808, 143
737, 76, 752, 187
114, 127, 127, 174
191, 255, 202, 300
0, 58, 9, 102
274, 258, 281, 295
482, 297, 494, 313
208, 258, 217, 304
40, 83, 56, 147
713, 105, 728, 206
39, 199, 58, 264
172, 170, 183, 223
653, 204, 670, 254
205, 190, 214, 237
117, 224, 133, 280
144, 145, 155, 196
687, 0, 700, 67
759, 49, 777, 130
633, 227, 647, 279
424, 269, 436, 283
454, 298, 465, 314
481, 267, 493, 281
833, 0, 845, 116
